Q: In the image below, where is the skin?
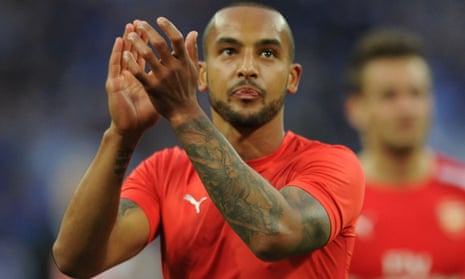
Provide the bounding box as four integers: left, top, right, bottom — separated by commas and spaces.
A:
198, 6, 300, 159
345, 56, 434, 184
52, 6, 331, 278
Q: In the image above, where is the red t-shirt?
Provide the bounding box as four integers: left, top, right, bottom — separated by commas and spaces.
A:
121, 131, 365, 279
350, 154, 465, 278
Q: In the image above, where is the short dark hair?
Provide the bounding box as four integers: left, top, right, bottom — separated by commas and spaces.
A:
346, 27, 427, 93
201, 1, 295, 61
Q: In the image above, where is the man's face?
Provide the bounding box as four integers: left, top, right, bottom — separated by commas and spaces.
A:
354, 56, 433, 152
199, 6, 301, 128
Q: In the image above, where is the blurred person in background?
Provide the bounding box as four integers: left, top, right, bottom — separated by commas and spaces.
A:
345, 28, 465, 278
52, 2, 364, 279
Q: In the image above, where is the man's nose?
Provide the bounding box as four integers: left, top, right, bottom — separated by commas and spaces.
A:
397, 91, 418, 110
237, 51, 258, 78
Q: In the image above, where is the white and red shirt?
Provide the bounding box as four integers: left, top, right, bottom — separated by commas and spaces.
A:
350, 154, 465, 279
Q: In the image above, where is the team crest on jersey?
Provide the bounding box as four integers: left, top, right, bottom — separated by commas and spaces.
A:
436, 197, 465, 237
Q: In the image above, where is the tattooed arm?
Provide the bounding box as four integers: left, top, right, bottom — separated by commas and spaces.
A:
123, 18, 331, 260
174, 114, 331, 261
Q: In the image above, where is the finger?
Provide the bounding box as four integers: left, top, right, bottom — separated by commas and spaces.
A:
124, 23, 141, 66
122, 23, 131, 41
133, 20, 148, 69
122, 23, 134, 55
123, 50, 151, 86
135, 20, 172, 64
108, 37, 123, 79
185, 31, 199, 65
156, 17, 187, 60
127, 31, 161, 73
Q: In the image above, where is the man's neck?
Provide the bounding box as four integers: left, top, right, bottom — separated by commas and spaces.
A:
212, 114, 285, 161
360, 146, 435, 185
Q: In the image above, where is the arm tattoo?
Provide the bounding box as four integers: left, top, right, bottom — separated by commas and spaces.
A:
113, 148, 133, 179
118, 199, 139, 218
174, 115, 283, 244
281, 187, 330, 254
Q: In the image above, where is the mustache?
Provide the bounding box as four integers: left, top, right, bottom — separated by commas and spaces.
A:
227, 80, 266, 96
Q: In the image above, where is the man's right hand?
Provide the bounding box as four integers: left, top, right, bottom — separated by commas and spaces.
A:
105, 23, 160, 139
53, 22, 155, 278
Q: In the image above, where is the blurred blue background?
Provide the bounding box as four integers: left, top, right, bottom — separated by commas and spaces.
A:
0, 0, 464, 278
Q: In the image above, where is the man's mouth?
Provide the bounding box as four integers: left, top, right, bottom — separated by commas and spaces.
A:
232, 87, 261, 99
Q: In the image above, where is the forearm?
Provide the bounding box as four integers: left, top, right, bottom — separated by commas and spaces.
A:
172, 113, 298, 251
52, 128, 139, 275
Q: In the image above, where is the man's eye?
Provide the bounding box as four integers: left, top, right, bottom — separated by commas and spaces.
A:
380, 90, 396, 100
221, 48, 236, 56
261, 49, 275, 58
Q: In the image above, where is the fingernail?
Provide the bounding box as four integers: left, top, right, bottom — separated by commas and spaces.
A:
136, 22, 147, 32
128, 32, 137, 41
123, 51, 130, 61
157, 17, 167, 25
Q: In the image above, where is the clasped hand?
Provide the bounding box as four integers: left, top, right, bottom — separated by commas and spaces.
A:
126, 17, 200, 121
105, 17, 201, 138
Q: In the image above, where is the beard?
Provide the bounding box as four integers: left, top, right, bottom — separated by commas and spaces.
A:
208, 93, 285, 129
380, 133, 427, 157
383, 141, 416, 157
380, 123, 430, 157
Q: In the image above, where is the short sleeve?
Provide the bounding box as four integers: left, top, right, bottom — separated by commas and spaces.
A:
288, 145, 365, 242
121, 156, 161, 243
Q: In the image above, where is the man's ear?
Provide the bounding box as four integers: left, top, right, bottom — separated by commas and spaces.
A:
197, 61, 208, 92
287, 63, 303, 94
345, 93, 366, 131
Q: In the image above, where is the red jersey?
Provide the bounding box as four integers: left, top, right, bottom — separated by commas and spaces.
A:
350, 154, 465, 278
121, 131, 365, 279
